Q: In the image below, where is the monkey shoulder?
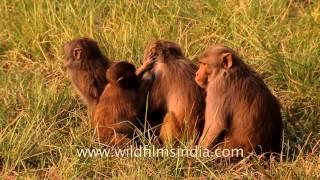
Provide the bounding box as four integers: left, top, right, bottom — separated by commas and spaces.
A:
230, 75, 281, 118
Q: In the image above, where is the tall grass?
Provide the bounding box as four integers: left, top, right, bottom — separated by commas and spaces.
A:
0, 0, 319, 178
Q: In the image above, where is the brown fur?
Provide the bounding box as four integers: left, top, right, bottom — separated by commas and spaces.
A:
196, 45, 283, 154
93, 61, 153, 146
63, 37, 112, 116
142, 40, 205, 144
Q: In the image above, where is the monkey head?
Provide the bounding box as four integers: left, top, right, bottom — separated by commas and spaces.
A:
63, 37, 103, 69
106, 62, 138, 90
143, 40, 184, 63
195, 45, 240, 88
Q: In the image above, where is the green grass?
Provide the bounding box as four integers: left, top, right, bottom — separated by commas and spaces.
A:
0, 0, 319, 178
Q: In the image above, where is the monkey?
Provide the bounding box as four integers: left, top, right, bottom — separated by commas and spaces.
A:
63, 37, 112, 116
141, 40, 205, 145
195, 45, 283, 154
63, 37, 153, 117
93, 61, 154, 146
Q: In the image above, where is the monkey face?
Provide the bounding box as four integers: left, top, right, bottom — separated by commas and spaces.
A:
63, 42, 83, 69
196, 46, 234, 86
63, 38, 103, 69
195, 62, 209, 89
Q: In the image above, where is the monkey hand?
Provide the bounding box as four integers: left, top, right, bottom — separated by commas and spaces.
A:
142, 71, 154, 82
142, 58, 156, 72
136, 59, 156, 78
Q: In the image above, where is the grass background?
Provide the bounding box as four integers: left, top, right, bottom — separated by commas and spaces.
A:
0, 0, 319, 178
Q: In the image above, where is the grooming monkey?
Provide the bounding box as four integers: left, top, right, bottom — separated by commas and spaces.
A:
141, 40, 205, 145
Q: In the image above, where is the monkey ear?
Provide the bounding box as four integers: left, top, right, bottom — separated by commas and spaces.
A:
117, 76, 124, 83
117, 75, 137, 89
73, 48, 82, 60
117, 76, 128, 88
222, 53, 233, 69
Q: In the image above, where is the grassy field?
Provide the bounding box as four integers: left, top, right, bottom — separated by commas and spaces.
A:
0, 0, 319, 178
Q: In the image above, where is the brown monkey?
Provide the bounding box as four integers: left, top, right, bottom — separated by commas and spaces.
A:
63, 38, 111, 116
93, 61, 154, 146
141, 40, 205, 145
195, 45, 283, 154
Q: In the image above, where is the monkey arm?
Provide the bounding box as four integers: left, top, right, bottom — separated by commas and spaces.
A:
159, 112, 182, 145
136, 72, 154, 114
136, 60, 156, 79
199, 110, 227, 149
135, 66, 146, 79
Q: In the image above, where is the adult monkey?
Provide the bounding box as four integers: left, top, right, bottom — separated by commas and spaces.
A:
64, 38, 111, 116
141, 40, 205, 145
195, 45, 283, 154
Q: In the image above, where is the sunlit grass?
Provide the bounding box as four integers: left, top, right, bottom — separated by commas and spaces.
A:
0, 0, 319, 178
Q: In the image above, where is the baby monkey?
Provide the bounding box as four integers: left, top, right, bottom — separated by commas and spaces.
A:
93, 61, 154, 146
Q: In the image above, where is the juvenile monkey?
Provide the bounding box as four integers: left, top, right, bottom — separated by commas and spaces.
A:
195, 45, 283, 154
141, 40, 205, 145
93, 61, 154, 146
63, 38, 111, 116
